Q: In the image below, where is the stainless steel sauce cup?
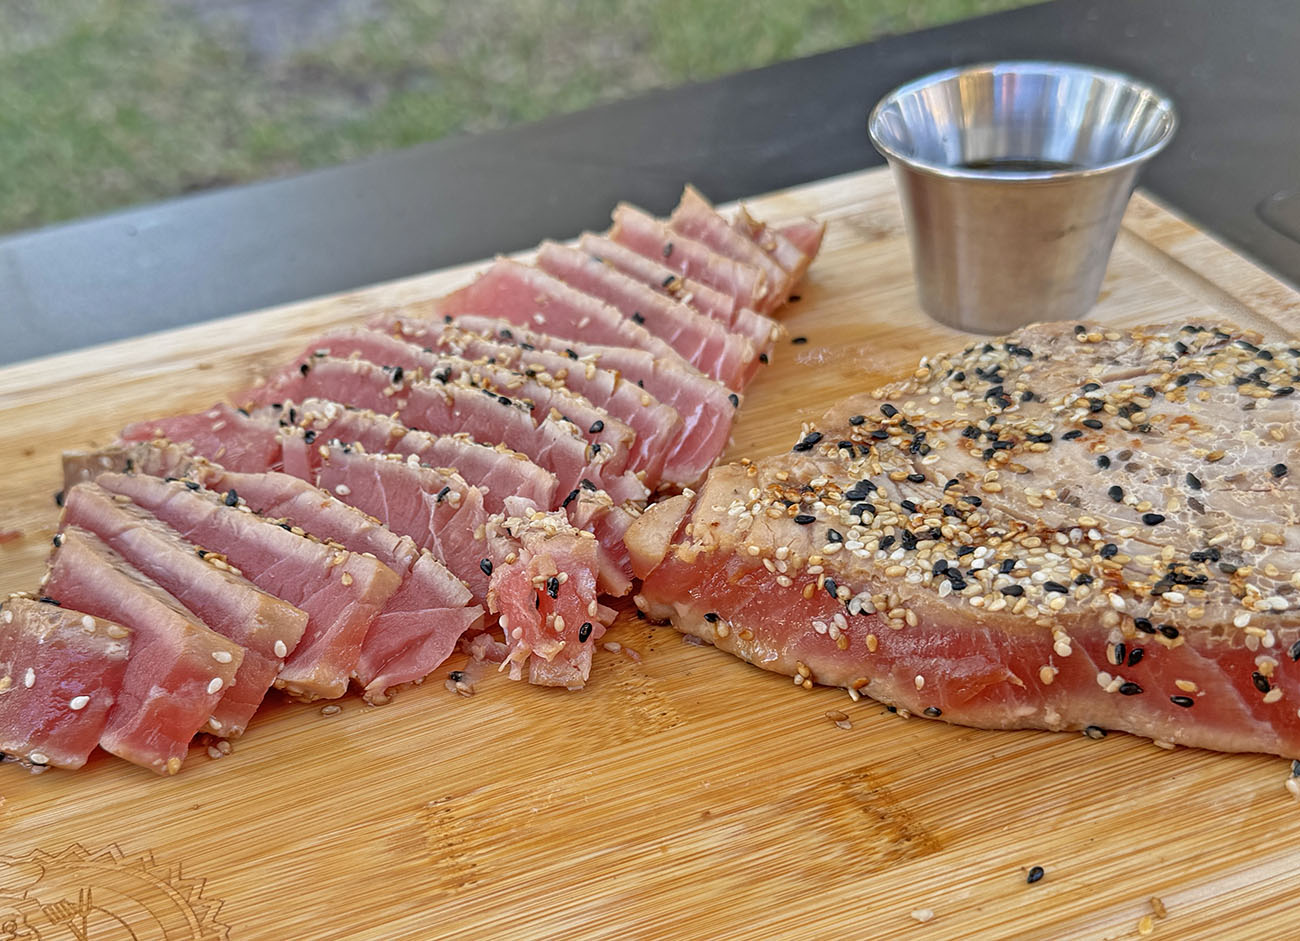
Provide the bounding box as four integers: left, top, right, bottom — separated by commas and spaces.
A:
868, 61, 1177, 333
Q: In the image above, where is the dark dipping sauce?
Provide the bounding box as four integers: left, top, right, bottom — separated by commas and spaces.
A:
958, 157, 1085, 172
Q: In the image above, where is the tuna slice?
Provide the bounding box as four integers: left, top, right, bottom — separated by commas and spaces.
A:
577, 233, 780, 354
398, 313, 737, 487
269, 399, 558, 513
629, 320, 1300, 757
311, 442, 493, 603
42, 528, 244, 775
248, 355, 646, 505
369, 314, 682, 489
121, 402, 279, 472
0, 596, 132, 770
274, 327, 636, 474
730, 206, 826, 288
535, 241, 759, 390
667, 185, 794, 310
610, 203, 770, 314
61, 482, 309, 737
432, 258, 750, 391
96, 473, 401, 702
486, 498, 616, 688
206, 467, 484, 703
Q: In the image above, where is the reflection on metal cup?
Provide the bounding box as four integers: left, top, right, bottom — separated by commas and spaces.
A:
868, 62, 1177, 333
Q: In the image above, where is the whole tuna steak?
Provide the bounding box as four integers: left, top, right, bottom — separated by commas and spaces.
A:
629, 321, 1300, 757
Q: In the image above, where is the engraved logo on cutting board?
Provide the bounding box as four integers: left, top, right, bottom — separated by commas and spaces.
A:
0, 844, 228, 940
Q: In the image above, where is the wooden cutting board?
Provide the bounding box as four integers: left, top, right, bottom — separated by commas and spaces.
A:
1, 168, 1297, 941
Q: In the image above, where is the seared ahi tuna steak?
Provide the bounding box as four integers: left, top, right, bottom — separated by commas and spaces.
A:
0, 596, 132, 770
630, 321, 1300, 757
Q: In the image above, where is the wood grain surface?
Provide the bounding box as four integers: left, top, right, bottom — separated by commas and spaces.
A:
1, 168, 1298, 941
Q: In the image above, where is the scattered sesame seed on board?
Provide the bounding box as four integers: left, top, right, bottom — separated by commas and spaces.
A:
910, 909, 934, 924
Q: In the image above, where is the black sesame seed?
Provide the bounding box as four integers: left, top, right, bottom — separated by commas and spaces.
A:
447, 670, 465, 683
1097, 455, 1111, 469
1170, 695, 1194, 708
299, 362, 310, 376
728, 393, 739, 407
826, 528, 843, 544
1134, 618, 1155, 634
53, 490, 64, 508
38, 596, 60, 606
879, 535, 896, 550
588, 420, 605, 434
1119, 682, 1143, 696
1100, 543, 1119, 559
923, 706, 942, 717
1289, 639, 1300, 662
759, 352, 769, 364
1027, 866, 1045, 885
791, 336, 808, 345
1062, 430, 1083, 440
1000, 585, 1025, 597
881, 403, 899, 418
999, 558, 1016, 574
1219, 561, 1239, 574
224, 489, 239, 507
580, 479, 598, 492
1021, 390, 1035, 402
825, 578, 838, 600
899, 500, 917, 514
1253, 672, 1272, 694
907, 473, 926, 484
1185, 472, 1202, 490
1127, 648, 1144, 667
479, 558, 493, 576
546, 576, 560, 599
1081, 382, 1101, 393
561, 489, 580, 509
792, 431, 824, 452
1043, 581, 1068, 594
848, 414, 865, 426
1158, 624, 1180, 639
1142, 513, 1166, 526
1271, 463, 1288, 478
1082, 418, 1103, 430
390, 365, 404, 384
578, 622, 593, 642
1108, 485, 1124, 502
1113, 642, 1127, 664
932, 560, 949, 575
793, 514, 816, 525
956, 545, 975, 557
1074, 574, 1094, 586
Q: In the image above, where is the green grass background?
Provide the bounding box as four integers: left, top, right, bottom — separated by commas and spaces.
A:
0, 0, 1032, 234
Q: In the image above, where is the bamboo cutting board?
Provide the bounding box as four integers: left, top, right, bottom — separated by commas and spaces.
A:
1, 168, 1298, 941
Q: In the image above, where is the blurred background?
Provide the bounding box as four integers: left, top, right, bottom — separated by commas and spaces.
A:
0, 0, 1032, 236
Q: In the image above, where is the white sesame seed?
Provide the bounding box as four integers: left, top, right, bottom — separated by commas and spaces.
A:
28, 751, 48, 765
274, 640, 288, 658
23, 668, 35, 689
914, 674, 925, 690
207, 677, 224, 695
212, 650, 233, 664
335, 483, 352, 496
81, 614, 95, 631
68, 695, 90, 711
